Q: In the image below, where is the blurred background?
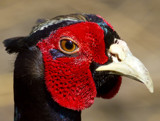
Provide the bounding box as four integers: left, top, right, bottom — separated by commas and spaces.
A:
0, 0, 160, 121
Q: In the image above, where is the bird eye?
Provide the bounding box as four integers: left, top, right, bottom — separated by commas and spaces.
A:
60, 37, 78, 54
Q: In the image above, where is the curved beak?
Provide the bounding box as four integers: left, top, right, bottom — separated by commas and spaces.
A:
96, 39, 154, 93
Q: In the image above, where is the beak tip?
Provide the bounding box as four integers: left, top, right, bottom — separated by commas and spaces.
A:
150, 89, 154, 93
149, 85, 154, 93
147, 83, 154, 93
143, 78, 154, 93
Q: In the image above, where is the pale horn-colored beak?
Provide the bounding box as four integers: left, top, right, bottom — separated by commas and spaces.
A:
96, 39, 154, 93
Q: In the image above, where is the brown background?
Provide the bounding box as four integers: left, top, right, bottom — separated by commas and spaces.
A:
0, 0, 160, 121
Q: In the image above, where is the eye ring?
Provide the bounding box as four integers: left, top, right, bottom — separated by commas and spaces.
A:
59, 37, 79, 54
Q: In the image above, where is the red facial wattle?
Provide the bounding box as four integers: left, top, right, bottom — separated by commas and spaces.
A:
37, 22, 120, 111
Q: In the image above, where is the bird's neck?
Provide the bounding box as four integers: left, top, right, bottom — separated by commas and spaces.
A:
14, 78, 81, 121
13, 47, 81, 121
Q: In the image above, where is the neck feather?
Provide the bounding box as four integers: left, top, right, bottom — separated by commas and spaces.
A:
14, 47, 81, 121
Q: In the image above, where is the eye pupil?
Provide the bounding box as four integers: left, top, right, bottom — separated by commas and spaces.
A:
65, 40, 74, 50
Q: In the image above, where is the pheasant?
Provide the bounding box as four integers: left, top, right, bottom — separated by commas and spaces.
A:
3, 14, 153, 121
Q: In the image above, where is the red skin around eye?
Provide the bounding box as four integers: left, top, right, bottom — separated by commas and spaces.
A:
37, 22, 120, 111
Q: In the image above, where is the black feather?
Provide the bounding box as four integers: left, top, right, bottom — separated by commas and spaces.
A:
3, 37, 28, 53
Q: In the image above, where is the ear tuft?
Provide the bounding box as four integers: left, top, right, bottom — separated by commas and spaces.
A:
36, 18, 48, 24
3, 37, 27, 54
